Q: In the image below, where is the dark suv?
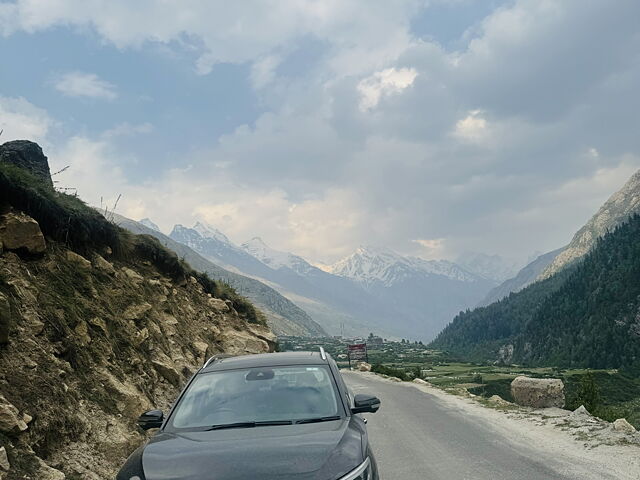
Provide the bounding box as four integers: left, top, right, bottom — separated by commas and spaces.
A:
117, 349, 381, 480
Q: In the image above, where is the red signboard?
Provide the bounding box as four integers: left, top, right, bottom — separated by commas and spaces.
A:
347, 343, 368, 362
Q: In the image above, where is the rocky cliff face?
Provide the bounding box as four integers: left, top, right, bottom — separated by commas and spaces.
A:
0, 144, 275, 480
0, 141, 52, 187
539, 169, 640, 279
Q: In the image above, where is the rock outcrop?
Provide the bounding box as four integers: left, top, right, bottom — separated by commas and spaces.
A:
0, 140, 53, 187
510, 376, 565, 408
0, 210, 46, 254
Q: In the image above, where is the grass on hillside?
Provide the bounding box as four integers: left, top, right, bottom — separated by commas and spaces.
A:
0, 161, 264, 325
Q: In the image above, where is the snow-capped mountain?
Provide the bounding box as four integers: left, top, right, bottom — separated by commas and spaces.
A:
139, 218, 160, 232
192, 221, 232, 244
168, 223, 498, 340
330, 246, 481, 286
241, 237, 314, 275
169, 223, 275, 278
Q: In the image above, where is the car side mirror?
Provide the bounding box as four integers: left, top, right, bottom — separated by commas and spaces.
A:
137, 409, 164, 430
351, 394, 381, 414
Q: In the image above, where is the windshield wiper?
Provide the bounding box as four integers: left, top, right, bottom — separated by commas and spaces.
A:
206, 420, 293, 431
295, 415, 341, 424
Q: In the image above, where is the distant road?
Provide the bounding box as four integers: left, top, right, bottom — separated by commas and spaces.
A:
342, 371, 628, 480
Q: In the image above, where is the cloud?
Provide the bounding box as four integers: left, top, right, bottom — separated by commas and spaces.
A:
454, 110, 488, 141
4, 0, 640, 265
358, 67, 418, 111
0, 96, 53, 144
412, 238, 447, 259
53, 72, 117, 100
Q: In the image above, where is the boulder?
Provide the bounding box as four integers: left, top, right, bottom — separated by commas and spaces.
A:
413, 378, 429, 385
0, 140, 53, 186
357, 362, 372, 372
613, 418, 637, 434
0, 211, 46, 254
0, 293, 10, 345
510, 376, 565, 408
0, 395, 28, 432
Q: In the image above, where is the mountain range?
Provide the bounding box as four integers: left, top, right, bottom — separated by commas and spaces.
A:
163, 223, 500, 340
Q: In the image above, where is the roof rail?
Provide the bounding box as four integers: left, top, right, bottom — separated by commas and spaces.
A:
203, 354, 233, 369
319, 346, 327, 360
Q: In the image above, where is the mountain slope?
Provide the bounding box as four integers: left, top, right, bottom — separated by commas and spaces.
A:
431, 214, 640, 369
478, 247, 565, 306
113, 216, 327, 337
0, 147, 275, 479
539, 169, 640, 280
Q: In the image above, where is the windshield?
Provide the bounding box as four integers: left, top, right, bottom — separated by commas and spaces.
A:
167, 365, 342, 430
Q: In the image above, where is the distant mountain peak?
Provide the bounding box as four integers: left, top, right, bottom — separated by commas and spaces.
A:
241, 237, 312, 273
192, 221, 231, 244
330, 245, 481, 286
139, 218, 160, 232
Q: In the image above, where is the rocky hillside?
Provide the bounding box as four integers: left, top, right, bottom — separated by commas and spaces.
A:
539, 169, 640, 279
0, 141, 275, 480
112, 215, 326, 337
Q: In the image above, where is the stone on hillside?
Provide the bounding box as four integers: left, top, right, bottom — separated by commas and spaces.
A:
88, 317, 108, 336
510, 376, 565, 408
208, 298, 230, 312
413, 378, 429, 385
0, 293, 10, 345
0, 395, 28, 432
100, 369, 152, 417
121, 267, 143, 282
0, 211, 46, 254
0, 446, 9, 472
151, 358, 182, 385
33, 456, 65, 480
93, 254, 115, 274
613, 418, 637, 434
65, 251, 91, 269
123, 303, 152, 321
73, 321, 91, 346
193, 341, 209, 362
0, 140, 53, 186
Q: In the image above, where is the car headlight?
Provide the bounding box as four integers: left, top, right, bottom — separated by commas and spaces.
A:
338, 457, 371, 480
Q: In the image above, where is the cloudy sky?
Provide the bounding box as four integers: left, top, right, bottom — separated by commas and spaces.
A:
1, 0, 639, 264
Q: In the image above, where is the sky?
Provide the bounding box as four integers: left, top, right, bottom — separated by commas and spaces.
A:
1, 0, 639, 265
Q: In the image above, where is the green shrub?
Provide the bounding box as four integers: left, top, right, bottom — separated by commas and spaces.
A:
371, 364, 409, 381
0, 163, 123, 256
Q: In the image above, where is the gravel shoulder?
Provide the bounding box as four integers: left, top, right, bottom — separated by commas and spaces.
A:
343, 370, 640, 480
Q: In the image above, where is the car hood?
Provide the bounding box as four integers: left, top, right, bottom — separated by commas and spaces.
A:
142, 418, 364, 480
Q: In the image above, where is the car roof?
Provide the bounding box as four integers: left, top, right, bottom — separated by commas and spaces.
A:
200, 351, 330, 373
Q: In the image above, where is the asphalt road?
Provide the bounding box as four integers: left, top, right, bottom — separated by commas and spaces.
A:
342, 371, 621, 480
